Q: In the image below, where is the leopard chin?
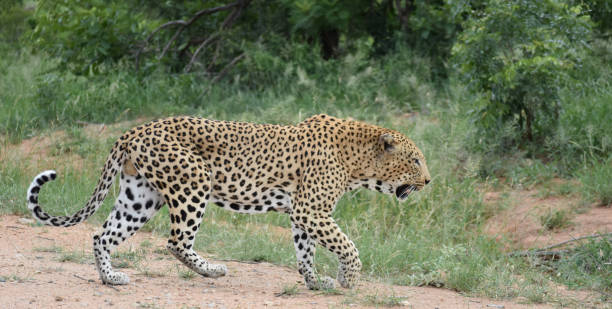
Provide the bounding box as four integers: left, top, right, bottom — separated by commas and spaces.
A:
395, 184, 417, 201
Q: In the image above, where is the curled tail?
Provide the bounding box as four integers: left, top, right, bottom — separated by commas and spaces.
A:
27, 138, 128, 227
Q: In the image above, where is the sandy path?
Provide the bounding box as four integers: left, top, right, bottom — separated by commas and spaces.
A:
0, 215, 549, 309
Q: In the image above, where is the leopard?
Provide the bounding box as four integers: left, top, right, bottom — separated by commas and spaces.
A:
26, 114, 430, 290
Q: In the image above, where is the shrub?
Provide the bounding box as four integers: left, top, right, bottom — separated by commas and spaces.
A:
554, 237, 612, 293
0, 0, 31, 50
582, 0, 612, 35
549, 76, 612, 172
452, 0, 592, 145
30, 0, 156, 74
578, 157, 612, 206
539, 209, 572, 231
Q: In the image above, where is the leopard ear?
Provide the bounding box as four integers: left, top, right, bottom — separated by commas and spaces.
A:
379, 133, 397, 153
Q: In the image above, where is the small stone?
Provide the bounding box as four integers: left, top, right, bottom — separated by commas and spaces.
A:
55, 296, 64, 302
19, 218, 34, 225
94, 291, 103, 296
400, 300, 411, 306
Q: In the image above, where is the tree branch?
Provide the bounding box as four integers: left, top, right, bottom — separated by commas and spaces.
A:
211, 52, 246, 84
136, 20, 187, 69
508, 232, 612, 258
135, 0, 246, 71
184, 33, 220, 72
199, 52, 246, 97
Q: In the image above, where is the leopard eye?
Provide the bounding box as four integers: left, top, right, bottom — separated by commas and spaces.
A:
413, 158, 420, 166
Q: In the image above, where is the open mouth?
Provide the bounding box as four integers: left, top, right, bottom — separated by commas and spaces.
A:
395, 184, 416, 200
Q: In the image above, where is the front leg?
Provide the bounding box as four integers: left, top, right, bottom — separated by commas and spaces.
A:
291, 213, 362, 288
292, 164, 361, 288
313, 216, 361, 288
291, 221, 335, 290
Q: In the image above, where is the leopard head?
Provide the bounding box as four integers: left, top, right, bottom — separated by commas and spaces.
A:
368, 132, 431, 201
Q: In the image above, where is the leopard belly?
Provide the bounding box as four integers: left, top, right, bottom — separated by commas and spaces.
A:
210, 188, 292, 214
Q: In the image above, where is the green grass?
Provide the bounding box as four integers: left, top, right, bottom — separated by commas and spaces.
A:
178, 269, 197, 280
578, 157, 612, 206
276, 284, 300, 296
34, 245, 91, 264
539, 209, 573, 231
57, 250, 91, 264
553, 237, 612, 296
112, 248, 147, 269
363, 294, 407, 307
0, 273, 30, 283
33, 246, 64, 253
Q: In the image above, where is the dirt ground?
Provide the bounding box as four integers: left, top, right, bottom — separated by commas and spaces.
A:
485, 188, 612, 250
1, 215, 553, 309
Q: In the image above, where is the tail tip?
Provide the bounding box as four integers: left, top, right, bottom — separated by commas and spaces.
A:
28, 170, 58, 204
37, 170, 57, 184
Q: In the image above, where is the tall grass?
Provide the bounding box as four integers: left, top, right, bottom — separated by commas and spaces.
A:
0, 43, 436, 142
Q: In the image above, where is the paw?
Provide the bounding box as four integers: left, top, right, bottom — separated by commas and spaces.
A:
337, 262, 361, 288
337, 271, 354, 288
102, 271, 130, 285
305, 276, 335, 290
201, 263, 227, 278
318, 276, 336, 290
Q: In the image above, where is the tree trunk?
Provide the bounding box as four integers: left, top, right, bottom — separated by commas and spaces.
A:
320, 28, 339, 60
394, 0, 415, 32
524, 107, 534, 142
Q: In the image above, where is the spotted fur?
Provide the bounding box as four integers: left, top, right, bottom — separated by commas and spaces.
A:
27, 114, 430, 289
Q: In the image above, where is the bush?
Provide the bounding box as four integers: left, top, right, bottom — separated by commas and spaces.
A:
554, 237, 612, 293
539, 209, 573, 230
578, 157, 612, 206
403, 0, 476, 79
452, 0, 592, 145
550, 78, 612, 172
0, 0, 31, 50
30, 0, 156, 74
582, 0, 612, 35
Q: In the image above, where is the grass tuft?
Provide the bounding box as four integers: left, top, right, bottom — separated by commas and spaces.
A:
57, 250, 90, 264
363, 294, 407, 307
276, 284, 300, 297
579, 157, 612, 206
178, 269, 197, 280
539, 209, 573, 231
554, 237, 612, 295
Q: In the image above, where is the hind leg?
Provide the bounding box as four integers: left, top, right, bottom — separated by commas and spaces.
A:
164, 163, 226, 278
93, 167, 164, 285
166, 199, 227, 278
128, 143, 226, 278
